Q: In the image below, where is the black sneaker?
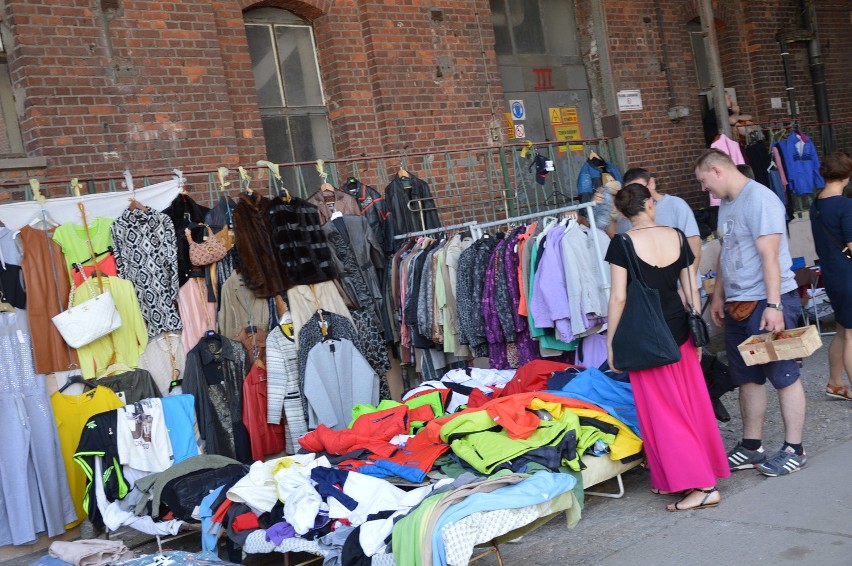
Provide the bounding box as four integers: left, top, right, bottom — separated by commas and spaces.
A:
727, 443, 766, 471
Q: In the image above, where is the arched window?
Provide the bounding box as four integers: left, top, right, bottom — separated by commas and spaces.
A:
244, 8, 333, 195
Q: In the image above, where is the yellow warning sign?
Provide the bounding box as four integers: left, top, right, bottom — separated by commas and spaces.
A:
506, 113, 515, 140
553, 123, 584, 153
561, 107, 578, 123
548, 108, 561, 124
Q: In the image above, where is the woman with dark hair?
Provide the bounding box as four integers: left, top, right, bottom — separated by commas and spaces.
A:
811, 152, 852, 401
605, 183, 729, 511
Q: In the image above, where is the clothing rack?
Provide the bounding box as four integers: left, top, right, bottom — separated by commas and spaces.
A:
393, 201, 608, 290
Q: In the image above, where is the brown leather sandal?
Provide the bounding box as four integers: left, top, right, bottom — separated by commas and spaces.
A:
826, 384, 852, 401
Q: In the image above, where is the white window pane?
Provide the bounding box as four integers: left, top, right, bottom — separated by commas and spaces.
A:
275, 25, 324, 107
246, 24, 284, 108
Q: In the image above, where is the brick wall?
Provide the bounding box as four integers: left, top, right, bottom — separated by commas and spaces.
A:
576, 0, 851, 209
1, 0, 503, 199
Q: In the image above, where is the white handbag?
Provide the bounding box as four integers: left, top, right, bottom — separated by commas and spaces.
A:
51, 269, 122, 349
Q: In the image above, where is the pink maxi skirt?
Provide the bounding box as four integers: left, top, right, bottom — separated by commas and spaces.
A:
630, 338, 731, 492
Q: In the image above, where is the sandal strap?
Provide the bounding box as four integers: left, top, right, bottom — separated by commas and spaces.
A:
696, 487, 717, 506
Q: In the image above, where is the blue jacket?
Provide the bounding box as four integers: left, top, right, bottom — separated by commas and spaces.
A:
777, 134, 825, 196
546, 367, 640, 436
577, 159, 623, 195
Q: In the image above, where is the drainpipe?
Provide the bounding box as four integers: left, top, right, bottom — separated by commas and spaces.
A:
698, 0, 730, 138
778, 0, 833, 153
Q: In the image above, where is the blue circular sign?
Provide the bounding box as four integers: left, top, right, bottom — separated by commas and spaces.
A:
511, 101, 524, 120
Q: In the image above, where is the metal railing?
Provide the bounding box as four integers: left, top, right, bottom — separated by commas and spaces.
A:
0, 138, 616, 226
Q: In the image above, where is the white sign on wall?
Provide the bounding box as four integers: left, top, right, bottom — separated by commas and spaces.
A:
617, 90, 643, 111
514, 124, 526, 139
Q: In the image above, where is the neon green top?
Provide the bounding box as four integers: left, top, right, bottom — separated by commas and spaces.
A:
52, 217, 114, 278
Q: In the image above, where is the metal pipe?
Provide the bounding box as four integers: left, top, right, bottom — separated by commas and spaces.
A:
778, 40, 798, 125
802, 0, 833, 152
654, 0, 677, 108
777, 0, 834, 150
698, 0, 730, 138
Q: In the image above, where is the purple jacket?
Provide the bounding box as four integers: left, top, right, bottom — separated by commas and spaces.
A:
504, 230, 538, 366
529, 225, 572, 335
481, 238, 509, 369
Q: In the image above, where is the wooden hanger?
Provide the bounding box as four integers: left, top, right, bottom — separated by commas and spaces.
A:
127, 170, 147, 211
398, 164, 410, 179
588, 150, 601, 161
315, 159, 336, 192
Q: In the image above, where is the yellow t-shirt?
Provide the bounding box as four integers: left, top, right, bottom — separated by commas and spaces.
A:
51, 386, 124, 528
73, 276, 149, 379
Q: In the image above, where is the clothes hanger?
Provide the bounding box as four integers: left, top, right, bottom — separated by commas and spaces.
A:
314, 159, 336, 193
123, 170, 147, 211
235, 165, 254, 197
18, 180, 59, 233
257, 160, 291, 202
59, 373, 95, 393
171, 168, 188, 195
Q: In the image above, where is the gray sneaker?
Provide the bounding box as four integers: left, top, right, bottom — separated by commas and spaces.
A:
727, 443, 766, 470
756, 446, 807, 477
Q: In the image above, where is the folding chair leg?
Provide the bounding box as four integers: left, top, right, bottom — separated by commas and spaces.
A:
585, 473, 626, 499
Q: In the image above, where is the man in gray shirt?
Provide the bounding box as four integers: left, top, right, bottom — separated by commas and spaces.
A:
615, 168, 702, 267
695, 149, 805, 478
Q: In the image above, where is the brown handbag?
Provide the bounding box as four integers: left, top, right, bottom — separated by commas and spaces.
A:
186, 226, 229, 267
726, 300, 759, 321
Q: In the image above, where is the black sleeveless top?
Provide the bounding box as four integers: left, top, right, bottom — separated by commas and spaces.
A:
605, 228, 695, 345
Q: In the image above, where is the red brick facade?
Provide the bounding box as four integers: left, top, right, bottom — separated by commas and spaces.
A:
0, 0, 849, 208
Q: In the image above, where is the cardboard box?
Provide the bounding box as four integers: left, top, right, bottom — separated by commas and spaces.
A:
737, 325, 822, 366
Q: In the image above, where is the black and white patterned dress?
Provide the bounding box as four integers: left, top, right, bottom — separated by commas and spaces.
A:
112, 208, 182, 336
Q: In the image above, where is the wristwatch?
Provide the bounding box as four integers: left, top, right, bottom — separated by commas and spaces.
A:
766, 302, 783, 311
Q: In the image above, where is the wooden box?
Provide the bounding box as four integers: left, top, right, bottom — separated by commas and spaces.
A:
737, 325, 822, 366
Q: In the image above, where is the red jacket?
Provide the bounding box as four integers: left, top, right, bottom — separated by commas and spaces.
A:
299, 405, 408, 457
242, 364, 285, 461
500, 359, 577, 397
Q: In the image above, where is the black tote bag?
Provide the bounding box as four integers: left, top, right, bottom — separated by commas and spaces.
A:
611, 235, 682, 372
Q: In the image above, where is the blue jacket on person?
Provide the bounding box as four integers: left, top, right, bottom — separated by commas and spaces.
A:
577, 159, 623, 195
777, 133, 825, 196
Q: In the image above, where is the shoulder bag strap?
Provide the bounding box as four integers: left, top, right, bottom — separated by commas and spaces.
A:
813, 200, 851, 257
618, 234, 647, 286
678, 229, 698, 314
